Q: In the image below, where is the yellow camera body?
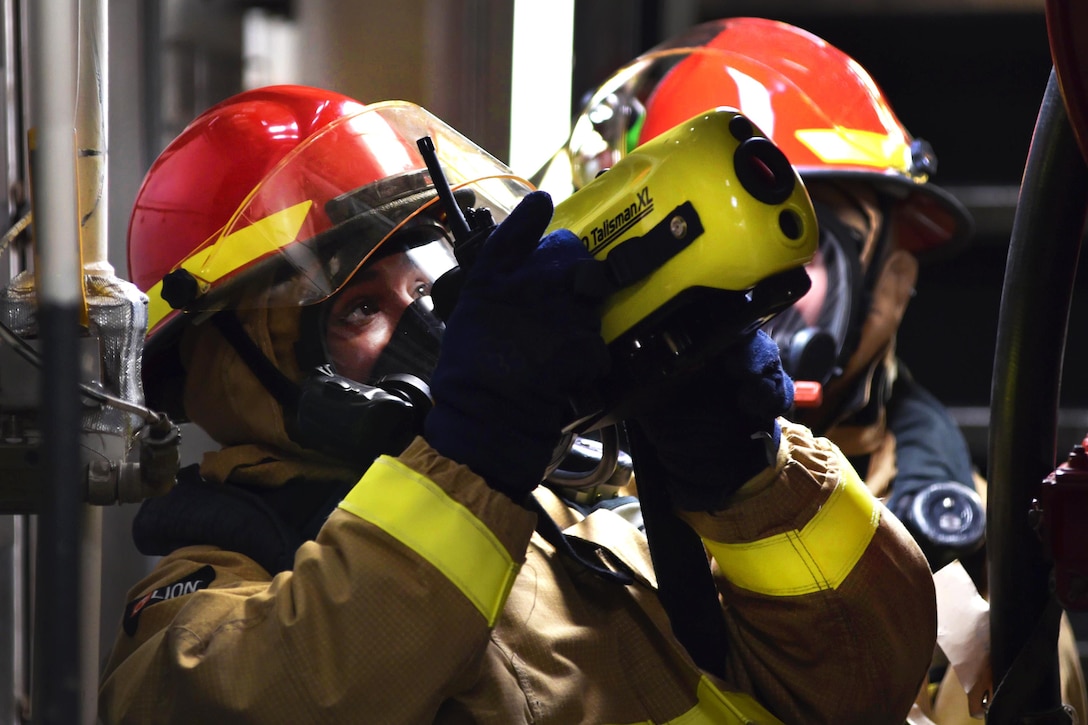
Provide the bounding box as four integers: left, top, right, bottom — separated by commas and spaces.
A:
545, 107, 817, 427
549, 106, 818, 346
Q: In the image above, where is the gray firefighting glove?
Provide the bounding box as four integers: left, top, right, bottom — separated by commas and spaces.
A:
424, 191, 611, 504
630, 329, 794, 511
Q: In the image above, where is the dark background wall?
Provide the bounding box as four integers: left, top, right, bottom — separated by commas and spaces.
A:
788, 12, 1058, 398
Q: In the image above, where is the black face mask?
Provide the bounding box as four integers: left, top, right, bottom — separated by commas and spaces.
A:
290, 296, 443, 464
368, 295, 444, 384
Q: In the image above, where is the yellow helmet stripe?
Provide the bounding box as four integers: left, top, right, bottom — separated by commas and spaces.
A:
145, 200, 313, 333
338, 455, 520, 626
795, 127, 913, 174
704, 455, 879, 596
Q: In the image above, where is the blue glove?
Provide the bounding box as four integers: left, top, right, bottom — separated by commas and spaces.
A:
424, 191, 611, 503
630, 329, 794, 511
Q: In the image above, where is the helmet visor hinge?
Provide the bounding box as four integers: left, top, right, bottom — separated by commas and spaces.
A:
161, 269, 203, 310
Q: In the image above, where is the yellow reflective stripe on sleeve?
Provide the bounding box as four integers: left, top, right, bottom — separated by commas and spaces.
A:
669, 678, 783, 724
795, 127, 912, 175
338, 455, 519, 626
609, 677, 782, 725
145, 200, 313, 332
704, 458, 880, 596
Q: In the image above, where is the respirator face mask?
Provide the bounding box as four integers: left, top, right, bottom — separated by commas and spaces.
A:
316, 223, 456, 385
289, 222, 459, 464
763, 209, 865, 388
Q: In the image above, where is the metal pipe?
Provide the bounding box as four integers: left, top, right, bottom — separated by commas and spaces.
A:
1, 0, 26, 719
75, 0, 107, 714
27, 1, 83, 724
76, 0, 106, 272
3, 0, 23, 278
987, 68, 1088, 723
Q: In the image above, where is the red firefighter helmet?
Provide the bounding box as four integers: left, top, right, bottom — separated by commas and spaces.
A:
129, 85, 531, 416
551, 17, 971, 258
128, 85, 365, 305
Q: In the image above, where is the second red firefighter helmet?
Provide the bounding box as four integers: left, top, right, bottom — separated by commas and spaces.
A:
535, 17, 974, 419
550, 16, 971, 258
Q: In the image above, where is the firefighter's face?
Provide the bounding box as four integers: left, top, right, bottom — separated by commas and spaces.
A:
324, 251, 431, 383
794, 247, 828, 326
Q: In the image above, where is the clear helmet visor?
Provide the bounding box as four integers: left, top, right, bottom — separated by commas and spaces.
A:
160, 101, 533, 322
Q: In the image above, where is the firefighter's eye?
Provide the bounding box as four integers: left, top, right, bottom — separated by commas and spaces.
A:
338, 300, 378, 327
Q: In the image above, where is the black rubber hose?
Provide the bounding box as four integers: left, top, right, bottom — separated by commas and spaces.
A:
987, 67, 1088, 723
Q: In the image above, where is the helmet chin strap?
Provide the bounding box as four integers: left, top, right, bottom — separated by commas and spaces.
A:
211, 310, 303, 414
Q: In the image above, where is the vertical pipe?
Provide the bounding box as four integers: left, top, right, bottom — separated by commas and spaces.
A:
77, 0, 107, 273
75, 0, 106, 720
3, 0, 21, 271
2, 0, 25, 717
27, 1, 83, 724
78, 510, 100, 723
987, 69, 1088, 723
0, 516, 16, 722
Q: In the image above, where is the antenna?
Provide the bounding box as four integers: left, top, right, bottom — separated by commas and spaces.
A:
417, 136, 472, 244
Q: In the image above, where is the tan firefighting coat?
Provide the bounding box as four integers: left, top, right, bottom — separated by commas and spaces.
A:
99, 420, 936, 724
